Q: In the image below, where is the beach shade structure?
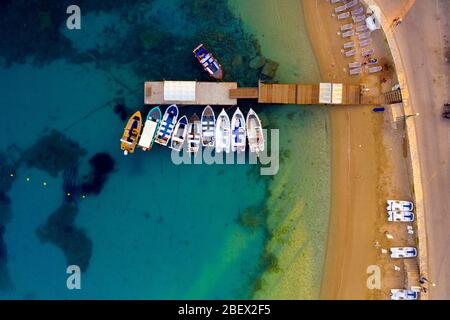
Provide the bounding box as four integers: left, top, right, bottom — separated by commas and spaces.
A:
366, 5, 382, 31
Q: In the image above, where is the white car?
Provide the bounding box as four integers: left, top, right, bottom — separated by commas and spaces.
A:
390, 247, 418, 259
387, 200, 414, 212
390, 289, 419, 300
388, 211, 415, 222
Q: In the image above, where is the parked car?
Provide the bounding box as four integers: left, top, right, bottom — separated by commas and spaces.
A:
388, 211, 415, 222
390, 289, 419, 300
442, 103, 450, 119
387, 200, 414, 212
390, 247, 418, 259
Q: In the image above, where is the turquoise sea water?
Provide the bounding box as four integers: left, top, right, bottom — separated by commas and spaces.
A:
0, 0, 329, 299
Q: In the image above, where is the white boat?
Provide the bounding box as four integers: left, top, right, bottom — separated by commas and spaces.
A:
390, 247, 418, 259
246, 108, 264, 154
187, 114, 202, 153
201, 105, 216, 147
215, 109, 231, 153
154, 105, 179, 146
138, 107, 161, 151
231, 108, 246, 153
170, 116, 188, 151
388, 211, 415, 222
387, 200, 414, 212
390, 289, 419, 300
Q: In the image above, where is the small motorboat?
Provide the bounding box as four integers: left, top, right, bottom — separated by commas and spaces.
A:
201, 105, 216, 147
170, 116, 189, 151
154, 104, 179, 146
187, 114, 202, 153
120, 111, 142, 155
387, 200, 414, 212
193, 44, 223, 80
246, 108, 264, 154
138, 106, 161, 151
390, 247, 418, 259
215, 109, 231, 153
231, 108, 246, 153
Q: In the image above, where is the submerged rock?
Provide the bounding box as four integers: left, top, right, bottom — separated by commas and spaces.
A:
23, 130, 86, 177
0, 225, 12, 291
81, 153, 115, 195
249, 56, 266, 69
261, 59, 279, 79
36, 203, 92, 271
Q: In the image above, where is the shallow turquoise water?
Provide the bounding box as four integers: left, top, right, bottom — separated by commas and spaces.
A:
0, 0, 329, 299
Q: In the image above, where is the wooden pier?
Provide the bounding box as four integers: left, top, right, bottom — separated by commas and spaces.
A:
144, 80, 378, 106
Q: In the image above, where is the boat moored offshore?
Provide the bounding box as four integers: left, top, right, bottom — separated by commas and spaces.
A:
138, 106, 161, 151
187, 114, 202, 153
231, 108, 246, 153
170, 115, 189, 151
120, 111, 143, 155
201, 105, 216, 147
154, 104, 179, 146
246, 108, 264, 154
193, 44, 223, 80
215, 109, 231, 153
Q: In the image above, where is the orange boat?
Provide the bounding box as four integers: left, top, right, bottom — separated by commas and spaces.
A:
120, 111, 142, 155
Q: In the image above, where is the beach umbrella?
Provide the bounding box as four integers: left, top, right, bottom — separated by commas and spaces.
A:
365, 5, 382, 31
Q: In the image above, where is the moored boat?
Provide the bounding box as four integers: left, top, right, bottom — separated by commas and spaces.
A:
193, 44, 223, 80
246, 108, 264, 154
170, 116, 189, 151
231, 108, 246, 153
201, 105, 216, 147
215, 109, 231, 153
187, 114, 202, 153
138, 106, 161, 151
154, 104, 179, 146
120, 111, 143, 155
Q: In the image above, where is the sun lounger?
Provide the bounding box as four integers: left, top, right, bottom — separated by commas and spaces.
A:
369, 66, 383, 73
349, 61, 361, 68
353, 15, 366, 23
337, 12, 350, 20
341, 23, 353, 31
349, 67, 362, 75
362, 48, 374, 57
342, 30, 355, 38
359, 38, 372, 47
351, 7, 364, 16
345, 49, 357, 57
335, 4, 347, 13
356, 24, 369, 32
346, 0, 358, 9
343, 41, 355, 49
358, 31, 371, 40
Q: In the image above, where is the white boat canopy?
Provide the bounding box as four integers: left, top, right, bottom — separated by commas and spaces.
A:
319, 83, 332, 104
332, 83, 343, 104
163, 81, 196, 102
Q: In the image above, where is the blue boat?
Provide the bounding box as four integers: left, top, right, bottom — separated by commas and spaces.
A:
193, 44, 223, 80
170, 115, 189, 151
154, 104, 179, 146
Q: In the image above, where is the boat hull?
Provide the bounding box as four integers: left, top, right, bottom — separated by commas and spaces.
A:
231, 108, 246, 152
170, 116, 189, 151
138, 107, 161, 151
201, 105, 216, 147
246, 109, 264, 154
120, 111, 143, 155
215, 109, 231, 153
154, 105, 179, 146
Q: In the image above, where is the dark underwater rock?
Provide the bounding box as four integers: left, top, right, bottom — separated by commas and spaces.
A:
261, 59, 279, 80
113, 102, 132, 122
36, 203, 92, 272
249, 56, 266, 69
63, 167, 80, 203
81, 153, 115, 196
23, 130, 86, 177
0, 225, 12, 291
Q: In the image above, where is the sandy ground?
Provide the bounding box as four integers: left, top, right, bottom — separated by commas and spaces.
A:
303, 0, 414, 299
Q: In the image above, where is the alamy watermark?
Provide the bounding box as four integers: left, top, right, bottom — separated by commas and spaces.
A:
66, 265, 81, 290
66, 5, 81, 30
366, 265, 381, 290
170, 129, 279, 176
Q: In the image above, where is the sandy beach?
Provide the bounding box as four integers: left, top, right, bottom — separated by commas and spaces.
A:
303, 0, 414, 299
